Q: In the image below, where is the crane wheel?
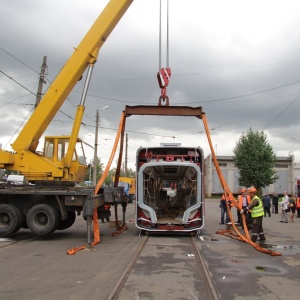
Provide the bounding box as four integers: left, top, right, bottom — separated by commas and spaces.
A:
27, 204, 60, 235
57, 211, 76, 230
0, 204, 23, 236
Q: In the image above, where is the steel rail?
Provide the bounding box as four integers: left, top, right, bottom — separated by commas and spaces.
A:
107, 234, 219, 300
190, 237, 219, 300
106, 235, 149, 300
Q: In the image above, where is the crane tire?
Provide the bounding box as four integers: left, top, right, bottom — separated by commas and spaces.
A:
27, 204, 59, 235
57, 211, 76, 230
0, 204, 23, 236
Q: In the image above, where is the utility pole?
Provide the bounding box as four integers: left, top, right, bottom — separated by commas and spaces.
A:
92, 106, 108, 186
125, 133, 128, 177
89, 160, 92, 183
34, 56, 47, 109
92, 110, 99, 186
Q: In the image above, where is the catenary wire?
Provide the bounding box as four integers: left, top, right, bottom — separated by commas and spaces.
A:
2, 51, 300, 148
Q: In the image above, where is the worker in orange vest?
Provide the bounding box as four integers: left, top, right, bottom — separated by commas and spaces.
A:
296, 195, 300, 218
219, 192, 233, 224
237, 188, 251, 225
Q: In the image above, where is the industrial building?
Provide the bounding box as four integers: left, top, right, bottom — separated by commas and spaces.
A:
204, 154, 300, 197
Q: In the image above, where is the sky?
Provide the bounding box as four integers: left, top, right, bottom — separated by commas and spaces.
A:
1, 0, 300, 172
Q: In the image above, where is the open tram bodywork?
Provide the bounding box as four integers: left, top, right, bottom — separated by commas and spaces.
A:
135, 146, 204, 233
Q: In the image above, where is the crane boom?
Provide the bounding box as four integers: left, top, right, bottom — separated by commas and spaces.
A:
12, 0, 133, 153
0, 0, 134, 182
0, 0, 135, 241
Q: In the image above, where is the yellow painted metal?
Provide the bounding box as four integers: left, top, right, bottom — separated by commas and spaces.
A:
112, 176, 136, 195
63, 105, 85, 168
0, 151, 14, 168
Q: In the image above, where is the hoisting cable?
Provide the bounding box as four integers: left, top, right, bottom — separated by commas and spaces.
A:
202, 113, 281, 256
67, 112, 126, 255
157, 0, 171, 106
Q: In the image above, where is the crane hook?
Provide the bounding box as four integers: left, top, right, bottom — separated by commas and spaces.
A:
157, 67, 171, 106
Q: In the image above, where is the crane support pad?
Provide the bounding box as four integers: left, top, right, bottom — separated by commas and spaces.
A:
125, 105, 203, 119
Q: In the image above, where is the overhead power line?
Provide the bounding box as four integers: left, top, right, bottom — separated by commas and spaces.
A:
0, 70, 37, 97
0, 47, 40, 74
183, 80, 300, 105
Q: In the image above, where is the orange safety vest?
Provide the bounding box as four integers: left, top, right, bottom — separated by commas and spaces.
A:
296, 197, 300, 208
238, 195, 251, 207
221, 194, 233, 207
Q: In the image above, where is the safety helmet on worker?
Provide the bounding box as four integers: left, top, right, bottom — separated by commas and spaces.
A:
248, 187, 257, 193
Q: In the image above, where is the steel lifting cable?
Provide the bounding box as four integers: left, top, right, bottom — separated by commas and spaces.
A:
158, 0, 169, 70
157, 0, 171, 106
202, 113, 281, 256
67, 112, 126, 255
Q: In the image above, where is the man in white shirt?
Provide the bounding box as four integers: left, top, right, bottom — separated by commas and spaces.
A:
280, 191, 289, 223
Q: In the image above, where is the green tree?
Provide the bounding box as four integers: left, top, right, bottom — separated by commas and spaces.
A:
105, 167, 136, 186
105, 168, 115, 186
120, 166, 136, 178
83, 158, 137, 186
83, 158, 104, 184
84, 164, 92, 182
96, 157, 105, 182
233, 128, 278, 193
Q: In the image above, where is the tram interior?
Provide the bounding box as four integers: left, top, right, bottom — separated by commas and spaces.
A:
142, 164, 200, 223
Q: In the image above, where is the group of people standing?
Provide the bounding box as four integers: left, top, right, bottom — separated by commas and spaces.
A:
219, 189, 300, 243
279, 191, 298, 223
261, 192, 300, 221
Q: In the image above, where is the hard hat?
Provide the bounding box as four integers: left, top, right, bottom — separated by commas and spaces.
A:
248, 187, 257, 193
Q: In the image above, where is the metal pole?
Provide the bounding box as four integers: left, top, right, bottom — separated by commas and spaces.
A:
93, 110, 99, 186
125, 133, 128, 177
89, 160, 92, 182
159, 0, 162, 70
80, 65, 94, 106
87, 215, 92, 245
92, 106, 108, 186
34, 56, 47, 109
166, 0, 169, 68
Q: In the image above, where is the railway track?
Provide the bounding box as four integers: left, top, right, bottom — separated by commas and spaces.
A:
107, 234, 219, 300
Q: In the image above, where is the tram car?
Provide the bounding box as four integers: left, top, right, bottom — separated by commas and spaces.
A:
135, 145, 204, 234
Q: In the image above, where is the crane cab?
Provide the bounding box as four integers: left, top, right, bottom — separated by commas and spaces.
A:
42, 136, 87, 182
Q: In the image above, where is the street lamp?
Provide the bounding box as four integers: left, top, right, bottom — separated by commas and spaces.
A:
93, 106, 108, 186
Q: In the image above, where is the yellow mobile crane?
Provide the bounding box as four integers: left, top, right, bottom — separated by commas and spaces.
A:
0, 0, 133, 238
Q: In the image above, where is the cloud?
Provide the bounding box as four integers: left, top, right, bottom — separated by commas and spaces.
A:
1, 0, 300, 171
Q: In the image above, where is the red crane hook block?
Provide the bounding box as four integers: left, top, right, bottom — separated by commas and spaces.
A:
157, 68, 171, 106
